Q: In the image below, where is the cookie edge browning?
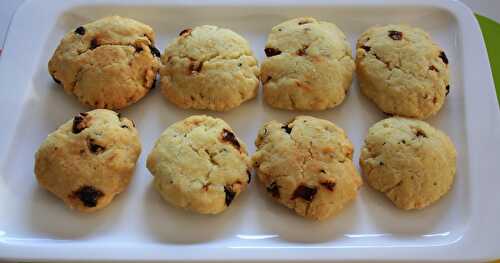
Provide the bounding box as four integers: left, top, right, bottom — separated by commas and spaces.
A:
252, 116, 362, 220
34, 109, 142, 213
48, 16, 161, 110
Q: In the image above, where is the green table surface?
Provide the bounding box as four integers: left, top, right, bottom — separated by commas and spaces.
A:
477, 14, 499, 262
476, 14, 500, 106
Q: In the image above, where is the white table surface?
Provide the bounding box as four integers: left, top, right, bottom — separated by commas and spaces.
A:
0, 0, 498, 262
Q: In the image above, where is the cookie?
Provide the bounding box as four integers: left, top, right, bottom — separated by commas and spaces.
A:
260, 17, 355, 110
159, 25, 259, 111
147, 115, 251, 214
359, 117, 456, 210
251, 116, 362, 220
48, 16, 161, 110
34, 109, 141, 212
356, 24, 450, 119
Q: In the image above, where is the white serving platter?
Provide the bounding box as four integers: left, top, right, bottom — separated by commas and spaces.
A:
0, 0, 499, 261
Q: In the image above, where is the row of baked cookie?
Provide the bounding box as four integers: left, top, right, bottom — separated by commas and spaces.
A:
34, 110, 456, 220
48, 16, 450, 119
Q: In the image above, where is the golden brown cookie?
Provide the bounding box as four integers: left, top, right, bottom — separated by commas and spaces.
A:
159, 25, 259, 111
48, 16, 160, 110
356, 24, 450, 119
35, 109, 142, 212
359, 117, 456, 209
260, 17, 355, 110
252, 116, 362, 220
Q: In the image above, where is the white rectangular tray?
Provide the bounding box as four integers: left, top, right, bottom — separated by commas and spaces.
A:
0, 0, 499, 261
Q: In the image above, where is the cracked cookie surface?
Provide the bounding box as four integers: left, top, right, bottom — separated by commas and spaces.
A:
359, 117, 456, 210
356, 24, 450, 119
48, 16, 160, 110
159, 25, 259, 111
147, 115, 251, 214
251, 116, 362, 220
34, 109, 142, 212
260, 17, 355, 110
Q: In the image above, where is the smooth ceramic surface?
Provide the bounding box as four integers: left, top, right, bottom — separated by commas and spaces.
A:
0, 0, 499, 261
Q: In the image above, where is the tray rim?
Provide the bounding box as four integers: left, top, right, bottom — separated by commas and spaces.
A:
0, 0, 499, 261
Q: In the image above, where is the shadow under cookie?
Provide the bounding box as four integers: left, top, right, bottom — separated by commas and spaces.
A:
253, 183, 360, 243
25, 184, 128, 240
142, 182, 248, 244
359, 184, 455, 236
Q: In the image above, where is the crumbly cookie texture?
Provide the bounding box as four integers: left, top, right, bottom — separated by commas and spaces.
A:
34, 109, 141, 212
359, 117, 456, 210
159, 25, 259, 111
356, 24, 450, 119
48, 16, 161, 110
260, 17, 355, 110
147, 115, 251, 214
252, 116, 362, 220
